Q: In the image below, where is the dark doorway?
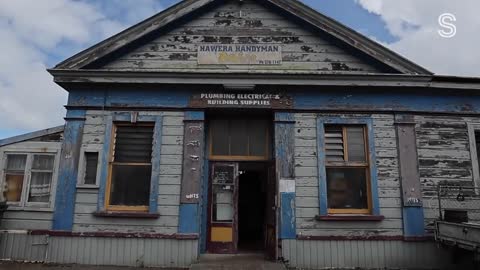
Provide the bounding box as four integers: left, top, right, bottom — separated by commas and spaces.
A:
238, 163, 267, 252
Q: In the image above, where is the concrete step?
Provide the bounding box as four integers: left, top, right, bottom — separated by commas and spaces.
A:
190, 254, 287, 270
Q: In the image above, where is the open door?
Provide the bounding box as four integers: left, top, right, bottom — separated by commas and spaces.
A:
207, 162, 239, 253
265, 162, 278, 260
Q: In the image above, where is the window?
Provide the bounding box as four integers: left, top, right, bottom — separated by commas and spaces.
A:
467, 123, 480, 190
106, 124, 154, 211
318, 118, 380, 216
2, 153, 56, 207
78, 150, 100, 187
209, 118, 270, 160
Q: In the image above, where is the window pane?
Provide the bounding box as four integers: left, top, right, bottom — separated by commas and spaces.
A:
4, 154, 27, 202
230, 119, 248, 156
84, 152, 99, 185
213, 185, 234, 222
114, 125, 154, 163
110, 165, 151, 206
325, 126, 344, 161
249, 120, 268, 157
326, 168, 368, 209
347, 127, 366, 162
213, 165, 235, 184
6, 154, 27, 171
4, 174, 24, 202
28, 172, 52, 203
211, 120, 230, 156
32, 155, 54, 170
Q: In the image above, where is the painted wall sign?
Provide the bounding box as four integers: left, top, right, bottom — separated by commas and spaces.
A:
197, 44, 282, 65
190, 93, 293, 109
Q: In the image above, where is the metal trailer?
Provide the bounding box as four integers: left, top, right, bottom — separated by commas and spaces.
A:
435, 185, 480, 253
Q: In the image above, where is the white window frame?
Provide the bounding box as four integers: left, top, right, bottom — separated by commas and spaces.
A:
77, 146, 102, 188
467, 123, 480, 190
0, 146, 60, 211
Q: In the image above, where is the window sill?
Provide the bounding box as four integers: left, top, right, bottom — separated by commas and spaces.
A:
315, 215, 385, 221
93, 211, 160, 219
76, 185, 100, 189
6, 205, 53, 212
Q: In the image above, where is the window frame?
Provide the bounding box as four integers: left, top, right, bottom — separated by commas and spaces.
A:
208, 118, 271, 161
106, 122, 155, 212
77, 147, 102, 188
467, 123, 480, 190
317, 117, 380, 216
97, 113, 163, 214
0, 148, 60, 211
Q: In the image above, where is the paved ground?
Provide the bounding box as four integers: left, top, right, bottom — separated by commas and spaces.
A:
190, 254, 287, 270
0, 262, 184, 270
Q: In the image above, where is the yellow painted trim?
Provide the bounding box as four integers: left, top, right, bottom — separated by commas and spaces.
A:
328, 208, 371, 214
211, 227, 233, 242
106, 205, 149, 212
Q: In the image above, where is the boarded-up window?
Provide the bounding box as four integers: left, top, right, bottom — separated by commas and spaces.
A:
107, 124, 153, 210
210, 118, 270, 160
324, 125, 370, 213
3, 153, 55, 206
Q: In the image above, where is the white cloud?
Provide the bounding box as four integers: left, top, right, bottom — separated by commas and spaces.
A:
0, 0, 166, 136
355, 0, 480, 76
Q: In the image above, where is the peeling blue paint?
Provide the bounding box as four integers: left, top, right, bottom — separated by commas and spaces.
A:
150, 116, 163, 213
280, 192, 296, 239
53, 110, 86, 230
179, 204, 199, 233
403, 207, 425, 237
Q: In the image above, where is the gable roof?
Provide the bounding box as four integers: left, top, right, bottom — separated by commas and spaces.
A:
53, 0, 431, 75
0, 126, 64, 147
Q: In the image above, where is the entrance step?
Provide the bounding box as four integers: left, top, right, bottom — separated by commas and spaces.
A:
190, 254, 287, 270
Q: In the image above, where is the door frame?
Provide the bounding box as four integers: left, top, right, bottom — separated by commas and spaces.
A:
206, 162, 239, 254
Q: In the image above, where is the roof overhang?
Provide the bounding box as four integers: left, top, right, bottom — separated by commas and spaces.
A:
48, 69, 480, 90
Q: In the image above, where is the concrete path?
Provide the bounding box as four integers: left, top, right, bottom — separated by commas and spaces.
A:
189, 254, 287, 270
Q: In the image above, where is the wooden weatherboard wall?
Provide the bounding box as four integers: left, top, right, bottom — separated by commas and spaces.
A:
295, 113, 403, 237
73, 111, 185, 234
100, 0, 387, 74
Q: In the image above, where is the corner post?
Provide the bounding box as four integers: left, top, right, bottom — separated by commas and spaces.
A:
52, 109, 86, 230
179, 111, 205, 234
275, 112, 296, 239
395, 114, 425, 239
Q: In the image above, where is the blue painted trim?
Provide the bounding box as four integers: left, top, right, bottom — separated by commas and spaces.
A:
275, 112, 295, 122
280, 192, 296, 239
113, 112, 157, 122
403, 207, 425, 236
97, 115, 113, 212
65, 109, 86, 120
200, 131, 210, 253
53, 112, 86, 230
316, 121, 328, 216
316, 117, 380, 216
185, 111, 205, 121
179, 204, 199, 233
149, 116, 163, 213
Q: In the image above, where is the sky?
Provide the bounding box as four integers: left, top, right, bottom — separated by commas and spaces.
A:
0, 0, 479, 139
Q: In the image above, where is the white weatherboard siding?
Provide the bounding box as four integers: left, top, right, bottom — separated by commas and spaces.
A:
73, 110, 185, 234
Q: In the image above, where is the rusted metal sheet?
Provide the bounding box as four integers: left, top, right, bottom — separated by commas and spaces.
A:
198, 44, 282, 65
180, 116, 205, 204
189, 92, 293, 109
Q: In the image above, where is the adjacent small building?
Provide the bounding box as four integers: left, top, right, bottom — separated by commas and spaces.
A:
1, 0, 480, 268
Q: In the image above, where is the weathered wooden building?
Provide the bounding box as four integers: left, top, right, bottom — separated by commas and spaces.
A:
1, 0, 480, 268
